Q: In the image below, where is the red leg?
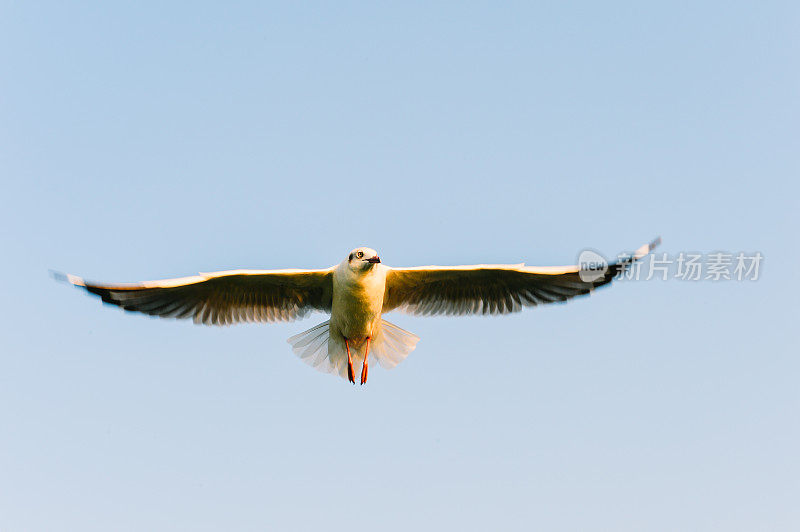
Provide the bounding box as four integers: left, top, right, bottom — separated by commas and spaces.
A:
360, 337, 371, 385
345, 339, 355, 384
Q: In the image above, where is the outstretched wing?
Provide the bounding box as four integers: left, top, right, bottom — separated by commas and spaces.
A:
57, 268, 334, 325
383, 239, 659, 316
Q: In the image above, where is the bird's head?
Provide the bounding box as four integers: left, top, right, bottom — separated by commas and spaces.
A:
347, 247, 381, 271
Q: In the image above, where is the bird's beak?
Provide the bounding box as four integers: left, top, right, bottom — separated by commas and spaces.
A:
366, 256, 381, 264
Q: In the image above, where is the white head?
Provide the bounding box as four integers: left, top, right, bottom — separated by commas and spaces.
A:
347, 247, 381, 272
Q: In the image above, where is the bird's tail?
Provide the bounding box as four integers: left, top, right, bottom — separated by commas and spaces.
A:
287, 319, 420, 380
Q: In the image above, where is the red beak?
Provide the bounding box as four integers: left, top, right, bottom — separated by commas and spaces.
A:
366, 256, 381, 263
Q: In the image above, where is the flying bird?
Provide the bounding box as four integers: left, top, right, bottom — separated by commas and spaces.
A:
55, 238, 659, 384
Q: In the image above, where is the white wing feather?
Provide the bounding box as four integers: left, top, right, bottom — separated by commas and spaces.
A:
383, 238, 660, 316
57, 268, 334, 325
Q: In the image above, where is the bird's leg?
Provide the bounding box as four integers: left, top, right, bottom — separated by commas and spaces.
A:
360, 337, 371, 385
345, 338, 355, 384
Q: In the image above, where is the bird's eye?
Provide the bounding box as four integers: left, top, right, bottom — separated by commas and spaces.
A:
356, 251, 364, 259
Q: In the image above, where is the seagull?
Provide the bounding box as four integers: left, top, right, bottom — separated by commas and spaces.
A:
55, 238, 659, 385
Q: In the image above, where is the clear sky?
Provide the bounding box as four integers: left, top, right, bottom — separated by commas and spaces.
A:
1, 2, 798, 531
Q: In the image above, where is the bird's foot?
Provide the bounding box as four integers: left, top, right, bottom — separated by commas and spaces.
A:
360, 337, 371, 385
345, 339, 355, 385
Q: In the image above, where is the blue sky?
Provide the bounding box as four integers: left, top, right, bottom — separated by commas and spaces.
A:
1, 2, 798, 530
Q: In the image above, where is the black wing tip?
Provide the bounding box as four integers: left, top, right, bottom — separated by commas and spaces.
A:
633, 236, 662, 259
599, 236, 661, 282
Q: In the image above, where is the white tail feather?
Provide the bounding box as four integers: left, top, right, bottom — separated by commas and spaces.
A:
287, 319, 420, 379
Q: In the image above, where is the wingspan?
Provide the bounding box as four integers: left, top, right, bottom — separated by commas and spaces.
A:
383, 238, 660, 316
56, 268, 334, 325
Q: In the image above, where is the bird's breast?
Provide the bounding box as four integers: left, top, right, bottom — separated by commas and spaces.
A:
330, 268, 386, 340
